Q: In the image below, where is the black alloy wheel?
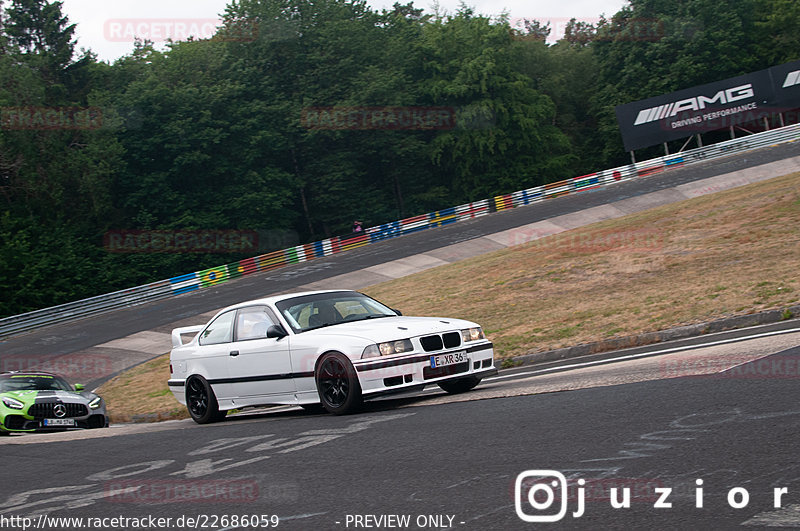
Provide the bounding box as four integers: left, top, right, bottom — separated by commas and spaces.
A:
186, 376, 226, 424
316, 353, 363, 415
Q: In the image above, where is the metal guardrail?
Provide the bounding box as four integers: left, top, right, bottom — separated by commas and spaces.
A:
2, 123, 799, 339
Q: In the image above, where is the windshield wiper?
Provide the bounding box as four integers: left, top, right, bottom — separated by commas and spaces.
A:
305, 322, 337, 332
306, 314, 393, 331
346, 314, 393, 323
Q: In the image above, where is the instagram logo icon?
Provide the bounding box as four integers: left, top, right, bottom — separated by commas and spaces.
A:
515, 470, 570, 522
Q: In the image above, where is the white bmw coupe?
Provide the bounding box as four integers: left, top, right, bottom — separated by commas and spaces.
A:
168, 290, 496, 421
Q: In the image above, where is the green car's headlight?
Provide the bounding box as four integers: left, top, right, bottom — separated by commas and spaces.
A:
461, 327, 485, 342
2, 396, 24, 410
362, 339, 413, 358
88, 397, 103, 409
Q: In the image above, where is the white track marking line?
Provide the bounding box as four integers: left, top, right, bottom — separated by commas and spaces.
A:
483, 326, 800, 384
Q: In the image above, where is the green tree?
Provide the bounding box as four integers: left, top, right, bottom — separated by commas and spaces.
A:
514, 20, 601, 175
591, 0, 767, 164
0, 0, 127, 316
419, 8, 573, 199
220, 0, 437, 237
563, 18, 596, 47
3, 0, 94, 102
758, 0, 800, 64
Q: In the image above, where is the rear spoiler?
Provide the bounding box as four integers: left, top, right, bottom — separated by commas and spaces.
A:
171, 325, 204, 348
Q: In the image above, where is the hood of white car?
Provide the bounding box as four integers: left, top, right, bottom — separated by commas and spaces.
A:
302, 315, 477, 342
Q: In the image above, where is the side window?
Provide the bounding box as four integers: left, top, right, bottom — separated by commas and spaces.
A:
235, 307, 277, 341
199, 311, 235, 346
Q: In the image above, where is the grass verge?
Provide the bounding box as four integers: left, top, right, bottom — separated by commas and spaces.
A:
98, 354, 188, 423
98, 172, 800, 422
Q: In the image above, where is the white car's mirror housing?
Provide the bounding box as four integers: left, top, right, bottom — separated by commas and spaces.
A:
267, 324, 288, 339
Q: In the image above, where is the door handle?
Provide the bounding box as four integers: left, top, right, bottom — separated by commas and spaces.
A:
229, 350, 239, 357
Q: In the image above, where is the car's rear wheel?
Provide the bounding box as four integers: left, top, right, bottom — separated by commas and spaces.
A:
438, 376, 481, 394
316, 353, 362, 415
186, 376, 226, 424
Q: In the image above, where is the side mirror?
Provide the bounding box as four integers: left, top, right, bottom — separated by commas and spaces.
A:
74, 384, 85, 391
267, 324, 288, 339
393, 309, 402, 316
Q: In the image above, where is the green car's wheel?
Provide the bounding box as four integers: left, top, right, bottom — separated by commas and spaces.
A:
186, 376, 226, 424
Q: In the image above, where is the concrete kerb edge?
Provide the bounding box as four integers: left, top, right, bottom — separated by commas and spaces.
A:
504, 304, 800, 368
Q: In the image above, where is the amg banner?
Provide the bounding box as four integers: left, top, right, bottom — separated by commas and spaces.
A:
615, 59, 800, 151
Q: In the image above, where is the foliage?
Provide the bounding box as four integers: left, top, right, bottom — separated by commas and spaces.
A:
0, 0, 797, 317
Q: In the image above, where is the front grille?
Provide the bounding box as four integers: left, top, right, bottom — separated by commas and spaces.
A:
420, 335, 443, 352
28, 402, 88, 419
443, 332, 461, 348
420, 333, 462, 352
423, 361, 469, 380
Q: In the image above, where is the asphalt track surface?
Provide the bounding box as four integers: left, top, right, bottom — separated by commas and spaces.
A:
2, 324, 800, 530
2, 140, 800, 530
2, 139, 800, 369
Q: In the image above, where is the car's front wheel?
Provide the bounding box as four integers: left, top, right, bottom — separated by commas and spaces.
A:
315, 353, 362, 415
438, 376, 481, 394
186, 376, 226, 424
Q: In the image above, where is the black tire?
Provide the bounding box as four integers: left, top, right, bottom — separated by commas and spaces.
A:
299, 403, 326, 413
186, 376, 227, 424
315, 353, 363, 415
438, 376, 481, 394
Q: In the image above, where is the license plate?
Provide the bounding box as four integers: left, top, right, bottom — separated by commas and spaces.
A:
43, 418, 75, 427
430, 351, 468, 368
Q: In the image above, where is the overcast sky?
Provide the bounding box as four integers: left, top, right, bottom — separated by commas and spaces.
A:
58, 0, 628, 62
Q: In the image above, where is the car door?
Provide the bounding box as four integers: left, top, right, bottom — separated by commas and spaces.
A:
195, 309, 236, 399
226, 306, 295, 401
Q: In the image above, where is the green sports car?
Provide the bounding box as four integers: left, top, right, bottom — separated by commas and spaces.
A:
0, 372, 109, 434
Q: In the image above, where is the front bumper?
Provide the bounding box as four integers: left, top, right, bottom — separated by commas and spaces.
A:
352, 341, 496, 397
2, 412, 109, 433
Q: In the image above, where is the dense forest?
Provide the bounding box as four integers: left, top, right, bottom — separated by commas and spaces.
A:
1, 0, 798, 317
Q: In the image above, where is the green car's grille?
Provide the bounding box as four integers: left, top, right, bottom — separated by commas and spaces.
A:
27, 403, 88, 419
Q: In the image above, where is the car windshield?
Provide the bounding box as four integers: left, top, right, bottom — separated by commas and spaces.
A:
0, 374, 74, 393
275, 291, 397, 333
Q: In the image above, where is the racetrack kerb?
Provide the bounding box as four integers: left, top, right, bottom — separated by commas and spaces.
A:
98, 172, 800, 423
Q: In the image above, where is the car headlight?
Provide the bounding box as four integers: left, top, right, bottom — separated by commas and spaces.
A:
361, 339, 414, 358
88, 397, 103, 409
2, 396, 24, 410
461, 327, 485, 342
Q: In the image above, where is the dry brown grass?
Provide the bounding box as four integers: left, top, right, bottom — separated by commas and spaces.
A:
97, 353, 189, 423
366, 172, 800, 358
100, 172, 800, 422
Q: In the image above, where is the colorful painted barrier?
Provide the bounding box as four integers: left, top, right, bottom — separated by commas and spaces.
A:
2, 123, 799, 338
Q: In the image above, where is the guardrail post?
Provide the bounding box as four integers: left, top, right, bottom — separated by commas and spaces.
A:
3, 122, 800, 339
